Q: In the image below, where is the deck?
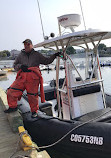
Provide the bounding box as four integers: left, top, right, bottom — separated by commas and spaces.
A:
0, 87, 51, 158
0, 103, 19, 158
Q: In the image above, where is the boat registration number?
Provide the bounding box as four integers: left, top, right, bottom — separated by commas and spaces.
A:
70, 134, 103, 145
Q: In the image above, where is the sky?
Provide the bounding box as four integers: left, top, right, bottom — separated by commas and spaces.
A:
0, 0, 111, 51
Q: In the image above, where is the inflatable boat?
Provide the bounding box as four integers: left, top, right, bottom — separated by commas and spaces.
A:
19, 14, 111, 158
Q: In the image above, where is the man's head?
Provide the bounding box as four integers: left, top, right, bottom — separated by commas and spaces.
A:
23, 39, 33, 53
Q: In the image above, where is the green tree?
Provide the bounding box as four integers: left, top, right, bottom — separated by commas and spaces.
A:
98, 43, 106, 51
2, 53, 7, 57
0, 52, 2, 57
2, 50, 10, 57
0, 50, 10, 57
66, 46, 76, 55
41, 50, 48, 54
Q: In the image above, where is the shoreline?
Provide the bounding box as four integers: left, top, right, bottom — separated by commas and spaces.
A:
1, 54, 111, 60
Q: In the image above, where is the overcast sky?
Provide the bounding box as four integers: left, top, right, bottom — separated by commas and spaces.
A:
0, 0, 111, 51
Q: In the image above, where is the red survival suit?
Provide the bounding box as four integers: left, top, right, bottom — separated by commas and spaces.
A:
7, 67, 45, 113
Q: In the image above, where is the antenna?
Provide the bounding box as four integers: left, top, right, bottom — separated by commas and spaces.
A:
79, 0, 86, 30
36, 0, 45, 39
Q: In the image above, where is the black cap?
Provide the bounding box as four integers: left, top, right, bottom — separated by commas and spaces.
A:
23, 39, 32, 44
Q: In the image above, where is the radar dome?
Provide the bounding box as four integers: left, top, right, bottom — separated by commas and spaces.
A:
58, 14, 81, 32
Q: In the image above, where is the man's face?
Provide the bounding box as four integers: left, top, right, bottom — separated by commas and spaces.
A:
24, 42, 33, 53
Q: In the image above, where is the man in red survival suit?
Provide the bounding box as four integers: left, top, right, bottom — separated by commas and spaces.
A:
4, 39, 60, 117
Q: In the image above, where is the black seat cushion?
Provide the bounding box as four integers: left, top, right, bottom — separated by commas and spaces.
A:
73, 84, 101, 97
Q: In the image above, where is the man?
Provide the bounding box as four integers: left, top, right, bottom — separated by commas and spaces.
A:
4, 39, 60, 117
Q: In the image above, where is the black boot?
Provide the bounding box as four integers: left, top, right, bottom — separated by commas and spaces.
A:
31, 111, 38, 118
4, 107, 18, 113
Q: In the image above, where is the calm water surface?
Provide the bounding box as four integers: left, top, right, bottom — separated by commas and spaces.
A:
0, 57, 111, 94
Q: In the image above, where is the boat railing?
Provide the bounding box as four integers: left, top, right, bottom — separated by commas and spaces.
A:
68, 79, 103, 90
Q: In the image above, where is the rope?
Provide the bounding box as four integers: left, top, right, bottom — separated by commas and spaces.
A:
13, 156, 30, 158
36, 109, 111, 149
9, 130, 39, 158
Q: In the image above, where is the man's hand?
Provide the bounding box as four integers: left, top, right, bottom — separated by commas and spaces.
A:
21, 65, 28, 72
54, 52, 62, 57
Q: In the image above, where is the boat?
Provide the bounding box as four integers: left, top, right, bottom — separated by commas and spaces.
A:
2, 67, 15, 72
19, 14, 111, 158
55, 65, 65, 70
100, 61, 111, 67
39, 65, 47, 71
0, 69, 7, 76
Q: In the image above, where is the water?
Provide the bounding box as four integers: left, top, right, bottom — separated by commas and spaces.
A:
0, 57, 111, 94
0, 60, 14, 68
0, 57, 111, 158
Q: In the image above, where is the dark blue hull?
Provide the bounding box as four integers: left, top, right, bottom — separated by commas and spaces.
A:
22, 108, 111, 158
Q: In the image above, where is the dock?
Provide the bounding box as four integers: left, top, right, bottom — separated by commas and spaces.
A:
0, 88, 51, 158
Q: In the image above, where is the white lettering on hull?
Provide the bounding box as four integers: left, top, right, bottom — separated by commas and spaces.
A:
70, 134, 103, 145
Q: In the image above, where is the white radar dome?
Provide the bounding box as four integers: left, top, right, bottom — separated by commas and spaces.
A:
58, 14, 81, 32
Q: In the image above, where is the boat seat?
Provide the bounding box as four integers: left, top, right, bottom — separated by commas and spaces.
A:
73, 84, 100, 97
39, 101, 53, 116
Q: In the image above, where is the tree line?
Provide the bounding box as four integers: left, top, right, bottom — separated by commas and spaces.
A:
40, 44, 111, 55
0, 50, 10, 57
0, 43, 110, 58
40, 46, 76, 55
